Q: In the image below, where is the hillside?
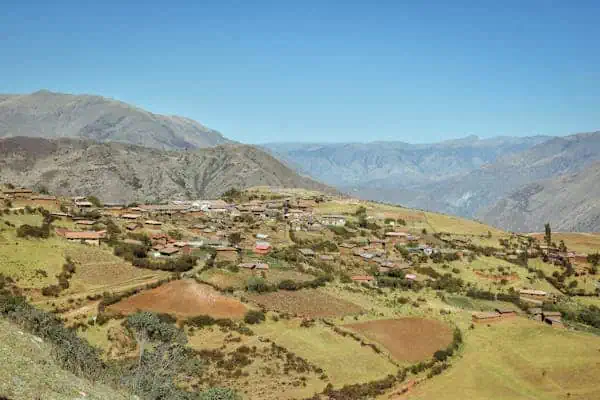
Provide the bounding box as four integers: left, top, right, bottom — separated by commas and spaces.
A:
0, 319, 127, 399
482, 162, 600, 232
0, 90, 230, 150
263, 136, 549, 189
0, 137, 333, 203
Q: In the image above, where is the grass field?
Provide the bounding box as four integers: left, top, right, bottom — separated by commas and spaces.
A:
0, 230, 70, 288
530, 232, 600, 254
409, 317, 600, 400
248, 289, 364, 318
199, 267, 314, 290
66, 245, 170, 295
252, 319, 398, 387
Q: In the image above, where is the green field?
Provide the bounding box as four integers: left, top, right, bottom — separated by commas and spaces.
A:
410, 317, 600, 400
252, 319, 398, 386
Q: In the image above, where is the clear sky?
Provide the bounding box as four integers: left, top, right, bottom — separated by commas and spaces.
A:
1, 1, 599, 143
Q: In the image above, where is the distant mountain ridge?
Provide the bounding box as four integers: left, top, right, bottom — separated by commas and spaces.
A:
0, 90, 230, 150
0, 137, 333, 203
263, 136, 551, 189
264, 132, 600, 232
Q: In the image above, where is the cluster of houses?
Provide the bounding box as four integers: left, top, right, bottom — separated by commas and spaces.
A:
471, 288, 564, 328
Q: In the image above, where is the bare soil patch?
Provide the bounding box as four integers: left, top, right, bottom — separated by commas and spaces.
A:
248, 289, 363, 318
108, 279, 247, 319
345, 318, 453, 362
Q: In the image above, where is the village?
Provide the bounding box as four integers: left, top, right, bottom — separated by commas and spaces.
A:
2, 184, 600, 399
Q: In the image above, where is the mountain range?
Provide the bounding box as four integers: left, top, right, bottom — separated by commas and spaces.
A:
265, 132, 600, 232
1, 90, 599, 232
0, 90, 229, 150
0, 137, 331, 203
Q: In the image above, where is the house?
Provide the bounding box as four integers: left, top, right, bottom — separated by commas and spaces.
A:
319, 254, 335, 262
299, 248, 316, 257
144, 220, 163, 228
50, 212, 70, 220
254, 242, 272, 255
369, 239, 386, 249
74, 199, 94, 208
385, 231, 409, 244
405, 273, 417, 281
57, 230, 106, 246
541, 311, 562, 321
519, 289, 547, 301
159, 247, 180, 257
320, 214, 346, 227
126, 223, 139, 231
339, 242, 356, 255
75, 220, 97, 227
30, 195, 58, 207
238, 262, 269, 270
256, 233, 269, 240
121, 213, 142, 220
472, 312, 502, 323
2, 188, 33, 199
351, 275, 375, 283
495, 308, 517, 318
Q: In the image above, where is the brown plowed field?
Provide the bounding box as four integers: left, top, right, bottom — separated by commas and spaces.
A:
248, 289, 363, 318
345, 318, 453, 362
108, 279, 247, 319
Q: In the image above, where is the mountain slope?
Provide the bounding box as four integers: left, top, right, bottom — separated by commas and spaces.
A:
0, 318, 127, 399
0, 90, 229, 150
0, 137, 333, 203
481, 162, 600, 232
262, 136, 551, 189
420, 132, 600, 219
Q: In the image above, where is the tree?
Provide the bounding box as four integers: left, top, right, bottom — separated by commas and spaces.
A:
227, 232, 242, 246
87, 195, 102, 208
544, 223, 552, 247
126, 312, 185, 366
559, 240, 567, 253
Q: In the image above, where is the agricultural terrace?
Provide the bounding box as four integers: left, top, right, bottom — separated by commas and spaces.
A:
248, 289, 364, 318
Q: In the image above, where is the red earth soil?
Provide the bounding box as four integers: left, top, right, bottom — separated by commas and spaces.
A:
108, 279, 247, 319
345, 318, 453, 362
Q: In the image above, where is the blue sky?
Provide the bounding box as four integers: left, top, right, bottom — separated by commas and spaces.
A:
1, 1, 599, 143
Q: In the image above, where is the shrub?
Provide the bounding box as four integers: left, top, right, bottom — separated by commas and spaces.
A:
244, 310, 265, 325
199, 387, 241, 400
246, 276, 275, 293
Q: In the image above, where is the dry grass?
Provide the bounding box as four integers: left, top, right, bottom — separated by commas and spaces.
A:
248, 289, 364, 318
409, 317, 600, 400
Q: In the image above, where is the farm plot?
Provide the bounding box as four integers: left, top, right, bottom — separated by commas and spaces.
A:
345, 318, 453, 363
107, 279, 247, 318
67, 245, 170, 293
200, 268, 314, 291
248, 289, 363, 318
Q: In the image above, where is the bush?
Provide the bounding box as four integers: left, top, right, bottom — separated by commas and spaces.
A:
199, 387, 241, 400
246, 276, 275, 293
433, 350, 448, 362
244, 310, 265, 325
16, 224, 50, 239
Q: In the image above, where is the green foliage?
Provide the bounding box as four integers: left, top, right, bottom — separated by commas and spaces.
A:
221, 188, 242, 202
544, 223, 552, 247
587, 253, 600, 266
227, 232, 242, 246
87, 195, 103, 208
246, 276, 275, 293
244, 310, 266, 325
16, 223, 50, 239
199, 387, 241, 400
168, 229, 183, 240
